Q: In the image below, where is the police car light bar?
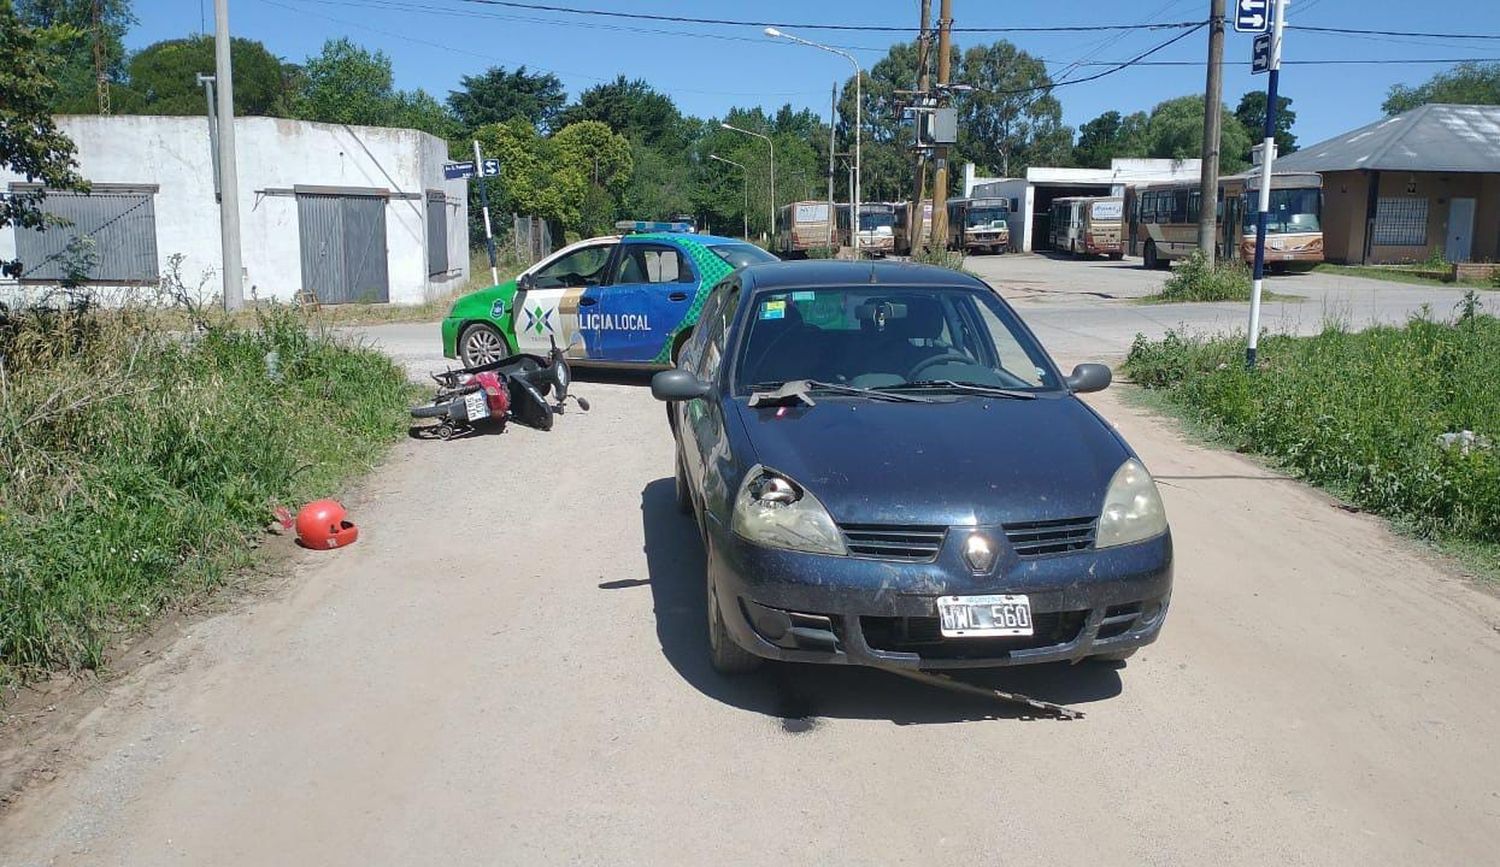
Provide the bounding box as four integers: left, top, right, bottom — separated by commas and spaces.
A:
615, 220, 696, 234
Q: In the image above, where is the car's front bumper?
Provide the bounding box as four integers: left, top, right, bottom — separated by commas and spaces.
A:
440, 317, 461, 359
708, 523, 1172, 670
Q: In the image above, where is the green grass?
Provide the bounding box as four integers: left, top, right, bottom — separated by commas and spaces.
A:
0, 304, 416, 686
1313, 262, 1495, 290
1121, 310, 1500, 579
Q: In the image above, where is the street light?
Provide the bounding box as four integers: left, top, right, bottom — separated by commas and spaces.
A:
766, 25, 861, 258
708, 153, 750, 241
720, 121, 774, 245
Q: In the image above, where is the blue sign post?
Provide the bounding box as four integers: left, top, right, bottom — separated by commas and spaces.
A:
1246, 0, 1286, 370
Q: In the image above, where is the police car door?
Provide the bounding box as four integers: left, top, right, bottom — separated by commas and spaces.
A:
514, 240, 617, 358
588, 241, 697, 362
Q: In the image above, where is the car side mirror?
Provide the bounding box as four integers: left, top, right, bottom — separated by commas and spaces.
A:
517, 273, 536, 292
1065, 363, 1112, 394
651, 369, 713, 402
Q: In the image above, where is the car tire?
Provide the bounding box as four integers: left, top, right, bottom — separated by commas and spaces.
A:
674, 449, 693, 516
1090, 648, 1137, 663
1143, 242, 1160, 270
707, 572, 761, 675
459, 322, 508, 367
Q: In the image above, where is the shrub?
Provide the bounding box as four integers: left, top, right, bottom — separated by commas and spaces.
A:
0, 301, 413, 685
912, 246, 965, 270
1157, 251, 1252, 302
1123, 315, 1500, 560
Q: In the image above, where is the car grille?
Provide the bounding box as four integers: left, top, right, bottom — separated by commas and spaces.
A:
839, 523, 947, 562
861, 611, 1085, 658
1003, 517, 1096, 557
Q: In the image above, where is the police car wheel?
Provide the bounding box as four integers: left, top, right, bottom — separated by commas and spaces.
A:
459, 323, 507, 367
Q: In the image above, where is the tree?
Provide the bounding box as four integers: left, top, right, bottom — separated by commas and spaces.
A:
0, 2, 89, 277
551, 120, 632, 235
289, 38, 454, 137
1233, 91, 1296, 162
1383, 62, 1500, 115
118, 35, 292, 116
558, 76, 686, 150
1143, 95, 1251, 173
1072, 110, 1149, 169
447, 65, 565, 133
956, 41, 1072, 176
14, 0, 134, 113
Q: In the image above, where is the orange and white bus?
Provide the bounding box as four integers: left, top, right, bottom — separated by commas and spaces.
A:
1127, 172, 1323, 270
1050, 196, 1124, 259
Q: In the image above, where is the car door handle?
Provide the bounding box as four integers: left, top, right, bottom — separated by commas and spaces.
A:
578, 296, 598, 307
668, 291, 688, 302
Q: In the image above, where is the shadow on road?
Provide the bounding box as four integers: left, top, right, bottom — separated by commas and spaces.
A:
638, 478, 1122, 726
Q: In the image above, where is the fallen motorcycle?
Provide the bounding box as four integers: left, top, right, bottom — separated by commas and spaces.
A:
410, 337, 589, 439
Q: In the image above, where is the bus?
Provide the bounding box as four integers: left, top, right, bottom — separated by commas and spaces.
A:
1128, 172, 1323, 270
836, 202, 897, 256
945, 197, 1011, 254
1050, 196, 1125, 259
893, 199, 933, 255
775, 201, 834, 258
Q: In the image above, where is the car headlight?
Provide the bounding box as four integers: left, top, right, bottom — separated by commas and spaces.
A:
730, 466, 847, 556
1096, 458, 1168, 548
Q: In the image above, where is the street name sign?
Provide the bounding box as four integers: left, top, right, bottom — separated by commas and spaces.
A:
444, 161, 476, 180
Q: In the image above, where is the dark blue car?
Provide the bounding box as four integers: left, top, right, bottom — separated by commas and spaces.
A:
653, 260, 1172, 674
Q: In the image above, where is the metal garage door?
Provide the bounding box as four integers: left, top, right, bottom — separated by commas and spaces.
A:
297, 192, 389, 304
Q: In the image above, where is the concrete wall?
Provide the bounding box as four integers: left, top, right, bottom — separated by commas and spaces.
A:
0, 115, 468, 305
1321, 169, 1500, 264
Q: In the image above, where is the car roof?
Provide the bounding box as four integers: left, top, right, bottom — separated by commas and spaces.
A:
737, 259, 988, 292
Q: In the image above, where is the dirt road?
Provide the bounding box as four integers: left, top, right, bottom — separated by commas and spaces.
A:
3, 366, 1498, 865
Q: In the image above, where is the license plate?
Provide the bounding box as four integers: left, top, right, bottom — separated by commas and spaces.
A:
463, 391, 489, 420
936, 594, 1033, 638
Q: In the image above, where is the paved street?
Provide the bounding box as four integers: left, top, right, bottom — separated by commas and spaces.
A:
2, 256, 1498, 865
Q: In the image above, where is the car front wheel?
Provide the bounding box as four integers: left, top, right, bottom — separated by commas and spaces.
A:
459, 322, 508, 367
707, 571, 761, 675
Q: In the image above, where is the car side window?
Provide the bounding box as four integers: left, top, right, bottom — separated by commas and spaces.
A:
695, 285, 740, 383
532, 243, 615, 289
613, 244, 695, 285
678, 284, 726, 371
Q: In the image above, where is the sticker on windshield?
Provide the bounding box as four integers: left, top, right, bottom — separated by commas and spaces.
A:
791, 291, 815, 302
760, 299, 786, 320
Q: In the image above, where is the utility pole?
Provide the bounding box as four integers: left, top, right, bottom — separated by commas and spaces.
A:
827, 82, 837, 249
1197, 0, 1226, 264
909, 0, 932, 254
197, 74, 221, 200
213, 0, 244, 311
92, 0, 110, 114
1247, 0, 1288, 370
473, 140, 499, 285
929, 0, 954, 257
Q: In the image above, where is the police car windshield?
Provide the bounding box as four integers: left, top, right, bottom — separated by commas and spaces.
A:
734, 287, 1060, 395
708, 243, 779, 269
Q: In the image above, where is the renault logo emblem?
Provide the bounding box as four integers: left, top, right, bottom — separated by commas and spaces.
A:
963, 532, 997, 573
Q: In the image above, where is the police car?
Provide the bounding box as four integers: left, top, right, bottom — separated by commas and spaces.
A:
442, 222, 779, 368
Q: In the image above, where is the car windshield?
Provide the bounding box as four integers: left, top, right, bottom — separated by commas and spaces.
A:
708, 243, 779, 269
859, 212, 897, 230
966, 207, 1008, 227
1243, 187, 1321, 234
733, 286, 1060, 395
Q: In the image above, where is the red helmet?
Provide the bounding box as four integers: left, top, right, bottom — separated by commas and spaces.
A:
295, 499, 359, 549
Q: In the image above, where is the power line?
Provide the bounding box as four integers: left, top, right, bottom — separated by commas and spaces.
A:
447, 0, 1204, 34
1292, 25, 1500, 40
986, 21, 1207, 96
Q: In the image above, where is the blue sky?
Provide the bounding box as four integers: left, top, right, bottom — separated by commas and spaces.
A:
132, 1, 1500, 149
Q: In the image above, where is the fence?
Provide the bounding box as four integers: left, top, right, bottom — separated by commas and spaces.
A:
512, 215, 554, 266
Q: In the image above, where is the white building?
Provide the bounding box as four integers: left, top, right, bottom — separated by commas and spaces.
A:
963, 158, 1202, 253
1, 115, 469, 305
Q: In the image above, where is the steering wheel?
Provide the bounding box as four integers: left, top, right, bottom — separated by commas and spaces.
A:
907, 351, 979, 380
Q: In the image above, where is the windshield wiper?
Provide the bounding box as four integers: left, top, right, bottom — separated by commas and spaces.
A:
877, 380, 1037, 400
748, 379, 932, 406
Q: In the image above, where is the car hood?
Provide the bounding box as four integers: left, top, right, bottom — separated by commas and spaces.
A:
448, 279, 518, 321
730, 395, 1130, 526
